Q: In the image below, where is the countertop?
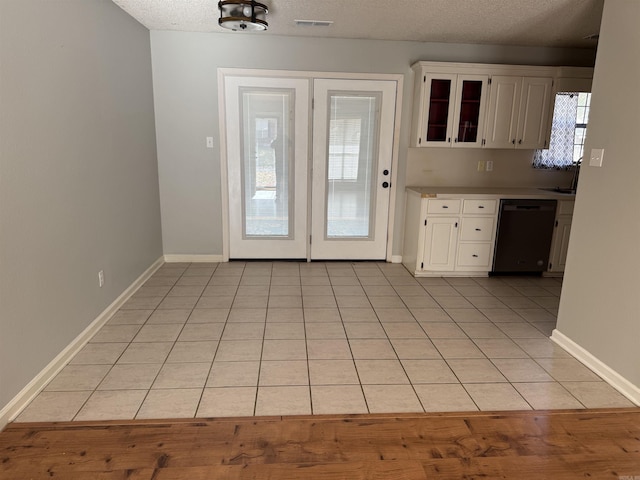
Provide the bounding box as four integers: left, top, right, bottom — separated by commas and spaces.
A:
406, 186, 576, 200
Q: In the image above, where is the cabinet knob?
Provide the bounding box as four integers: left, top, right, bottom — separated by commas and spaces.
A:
383, 169, 389, 176
382, 181, 390, 188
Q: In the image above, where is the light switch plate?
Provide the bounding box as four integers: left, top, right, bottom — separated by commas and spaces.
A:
589, 148, 604, 167
206, 137, 214, 149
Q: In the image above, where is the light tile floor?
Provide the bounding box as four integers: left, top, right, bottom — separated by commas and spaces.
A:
16, 261, 635, 422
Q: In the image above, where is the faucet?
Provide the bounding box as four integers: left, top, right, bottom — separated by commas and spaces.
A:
569, 158, 582, 192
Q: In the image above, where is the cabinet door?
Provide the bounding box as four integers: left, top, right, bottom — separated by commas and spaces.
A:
451, 75, 489, 148
548, 217, 572, 272
483, 76, 522, 149
421, 217, 459, 271
516, 77, 553, 149
419, 74, 457, 147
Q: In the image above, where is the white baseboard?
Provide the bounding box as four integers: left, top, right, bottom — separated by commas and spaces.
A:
551, 329, 640, 406
0, 256, 164, 430
390, 255, 403, 264
164, 254, 224, 263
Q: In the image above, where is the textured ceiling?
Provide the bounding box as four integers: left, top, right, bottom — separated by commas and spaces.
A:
112, 0, 603, 48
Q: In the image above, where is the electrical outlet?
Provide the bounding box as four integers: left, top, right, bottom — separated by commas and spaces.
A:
206, 137, 214, 149
486, 160, 494, 172
98, 270, 104, 288
477, 161, 485, 172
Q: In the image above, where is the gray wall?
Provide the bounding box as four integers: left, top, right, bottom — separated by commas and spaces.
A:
556, 0, 640, 388
150, 31, 595, 256
0, 0, 162, 409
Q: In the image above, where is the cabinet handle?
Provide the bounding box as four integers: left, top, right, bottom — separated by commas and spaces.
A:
478, 205, 485, 209
475, 228, 481, 231
442, 205, 448, 209
447, 137, 451, 143
518, 139, 522, 145
454, 138, 458, 143
455, 222, 458, 228
472, 254, 479, 258
512, 139, 516, 144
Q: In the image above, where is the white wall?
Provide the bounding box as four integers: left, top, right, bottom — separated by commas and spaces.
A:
556, 0, 640, 394
0, 1, 162, 410
150, 31, 594, 256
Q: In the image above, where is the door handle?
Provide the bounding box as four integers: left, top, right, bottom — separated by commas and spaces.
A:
382, 181, 390, 188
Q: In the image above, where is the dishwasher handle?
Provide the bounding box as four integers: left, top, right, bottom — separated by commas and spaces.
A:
503, 204, 556, 212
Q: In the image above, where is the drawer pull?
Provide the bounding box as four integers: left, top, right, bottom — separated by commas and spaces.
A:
475, 228, 481, 231
478, 205, 485, 209
472, 254, 479, 258
442, 205, 449, 209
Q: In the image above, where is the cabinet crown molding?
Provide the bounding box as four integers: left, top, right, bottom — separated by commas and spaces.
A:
411, 61, 593, 79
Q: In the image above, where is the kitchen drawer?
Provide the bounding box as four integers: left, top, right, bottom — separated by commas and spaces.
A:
459, 217, 495, 241
462, 199, 497, 214
426, 199, 461, 214
456, 243, 492, 268
557, 201, 575, 215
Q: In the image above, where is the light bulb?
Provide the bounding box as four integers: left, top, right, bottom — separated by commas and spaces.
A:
242, 5, 253, 17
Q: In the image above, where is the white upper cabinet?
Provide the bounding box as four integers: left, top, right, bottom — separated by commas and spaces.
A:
484, 75, 553, 149
411, 62, 587, 151
412, 67, 488, 148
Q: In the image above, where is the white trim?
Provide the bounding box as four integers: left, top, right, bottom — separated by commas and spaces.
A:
164, 254, 225, 263
0, 256, 164, 430
385, 76, 403, 262
218, 68, 231, 262
218, 68, 404, 83
391, 255, 403, 264
551, 329, 640, 406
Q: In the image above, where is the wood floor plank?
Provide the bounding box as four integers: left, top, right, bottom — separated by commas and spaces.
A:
1, 409, 639, 479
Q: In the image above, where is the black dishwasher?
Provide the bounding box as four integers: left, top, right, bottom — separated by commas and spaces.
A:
492, 199, 557, 274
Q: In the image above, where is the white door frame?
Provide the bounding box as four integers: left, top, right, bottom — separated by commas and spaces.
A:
218, 68, 403, 262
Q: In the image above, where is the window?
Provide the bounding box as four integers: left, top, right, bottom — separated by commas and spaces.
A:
328, 117, 361, 181
533, 92, 591, 169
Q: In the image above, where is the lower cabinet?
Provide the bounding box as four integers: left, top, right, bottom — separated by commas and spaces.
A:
403, 192, 498, 276
548, 200, 574, 273
421, 217, 459, 271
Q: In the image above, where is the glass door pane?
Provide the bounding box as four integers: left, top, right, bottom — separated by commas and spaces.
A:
240, 89, 293, 238
426, 78, 452, 142
325, 93, 381, 239
456, 80, 483, 143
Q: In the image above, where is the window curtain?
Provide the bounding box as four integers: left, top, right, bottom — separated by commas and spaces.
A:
532, 93, 578, 170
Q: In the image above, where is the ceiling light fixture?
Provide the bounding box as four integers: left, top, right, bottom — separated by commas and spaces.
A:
218, 0, 268, 31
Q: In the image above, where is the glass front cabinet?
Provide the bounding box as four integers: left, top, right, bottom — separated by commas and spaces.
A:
413, 72, 489, 148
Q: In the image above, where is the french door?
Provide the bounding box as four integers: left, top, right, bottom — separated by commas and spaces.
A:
311, 79, 396, 259
224, 76, 309, 258
223, 73, 397, 260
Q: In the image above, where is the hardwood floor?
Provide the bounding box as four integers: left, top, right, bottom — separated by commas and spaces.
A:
1, 408, 639, 479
